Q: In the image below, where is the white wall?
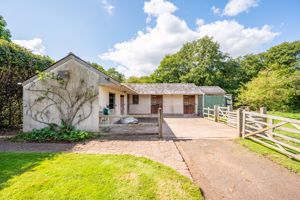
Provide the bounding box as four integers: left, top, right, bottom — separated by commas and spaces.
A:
163, 95, 184, 114
23, 59, 100, 132
99, 86, 128, 115
128, 94, 199, 115
128, 94, 151, 114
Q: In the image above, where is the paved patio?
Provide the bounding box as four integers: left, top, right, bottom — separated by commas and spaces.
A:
163, 117, 238, 139
0, 138, 191, 178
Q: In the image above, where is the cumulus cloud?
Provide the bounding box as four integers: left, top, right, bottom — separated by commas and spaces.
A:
197, 20, 278, 57
101, 0, 114, 15
213, 0, 259, 16
144, 0, 177, 17
13, 38, 45, 55
100, 0, 277, 77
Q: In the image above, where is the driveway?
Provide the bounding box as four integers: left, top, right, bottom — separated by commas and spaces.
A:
176, 139, 300, 200
164, 117, 238, 139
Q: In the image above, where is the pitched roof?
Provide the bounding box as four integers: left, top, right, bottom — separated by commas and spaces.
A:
22, 52, 121, 86
198, 86, 226, 95
123, 83, 204, 95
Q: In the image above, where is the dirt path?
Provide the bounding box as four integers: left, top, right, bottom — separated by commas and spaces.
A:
176, 139, 300, 200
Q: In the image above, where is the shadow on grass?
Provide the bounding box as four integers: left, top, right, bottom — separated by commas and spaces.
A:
0, 152, 57, 190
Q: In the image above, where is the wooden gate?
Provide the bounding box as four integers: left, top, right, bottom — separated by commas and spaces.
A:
183, 95, 195, 114
242, 111, 300, 161
151, 95, 163, 114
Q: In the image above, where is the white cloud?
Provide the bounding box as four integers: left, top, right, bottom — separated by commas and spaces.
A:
144, 0, 177, 17
13, 38, 45, 55
101, 0, 114, 15
197, 20, 278, 57
211, 6, 221, 15
100, 0, 278, 77
195, 18, 205, 27
212, 0, 259, 16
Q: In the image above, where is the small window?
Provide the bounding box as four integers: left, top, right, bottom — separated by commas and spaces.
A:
109, 93, 115, 109
132, 95, 139, 104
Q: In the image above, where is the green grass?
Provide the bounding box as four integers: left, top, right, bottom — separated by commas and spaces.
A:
268, 111, 300, 120
0, 152, 201, 200
238, 139, 300, 173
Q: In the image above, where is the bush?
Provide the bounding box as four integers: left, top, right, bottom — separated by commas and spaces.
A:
10, 123, 94, 143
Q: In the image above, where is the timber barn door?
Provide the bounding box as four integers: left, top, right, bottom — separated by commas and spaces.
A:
151, 95, 163, 114
183, 95, 195, 114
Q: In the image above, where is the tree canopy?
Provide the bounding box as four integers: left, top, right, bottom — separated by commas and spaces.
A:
151, 36, 243, 95
0, 16, 11, 41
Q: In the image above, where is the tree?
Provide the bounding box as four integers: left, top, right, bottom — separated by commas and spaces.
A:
237, 69, 300, 111
236, 53, 266, 83
152, 36, 242, 95
26, 72, 97, 127
106, 67, 125, 82
126, 75, 153, 83
89, 62, 106, 73
264, 40, 300, 70
0, 16, 11, 41
151, 53, 187, 83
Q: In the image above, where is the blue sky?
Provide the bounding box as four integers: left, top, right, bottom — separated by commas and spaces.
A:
1, 0, 299, 76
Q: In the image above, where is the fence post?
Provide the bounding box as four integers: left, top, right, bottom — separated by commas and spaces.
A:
158, 107, 163, 138
227, 105, 233, 112
214, 105, 219, 122
260, 107, 267, 128
237, 108, 243, 137
242, 110, 246, 138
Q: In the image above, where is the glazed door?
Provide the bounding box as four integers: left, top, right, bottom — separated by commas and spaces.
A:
183, 95, 195, 114
151, 95, 163, 114
120, 95, 125, 115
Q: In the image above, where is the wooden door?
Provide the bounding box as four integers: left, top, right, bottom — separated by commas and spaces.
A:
184, 95, 195, 114
151, 95, 163, 114
120, 95, 125, 115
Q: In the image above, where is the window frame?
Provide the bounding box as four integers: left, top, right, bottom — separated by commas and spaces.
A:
109, 93, 115, 109
132, 95, 139, 105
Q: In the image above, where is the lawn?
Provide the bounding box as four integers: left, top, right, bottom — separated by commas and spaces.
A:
238, 111, 300, 173
0, 152, 202, 200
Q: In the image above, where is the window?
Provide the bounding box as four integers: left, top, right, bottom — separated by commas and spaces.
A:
132, 95, 139, 104
109, 93, 115, 109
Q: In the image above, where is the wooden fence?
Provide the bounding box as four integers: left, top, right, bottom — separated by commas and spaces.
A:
99, 108, 163, 137
204, 105, 238, 128
203, 105, 300, 160
203, 107, 215, 120
242, 110, 300, 161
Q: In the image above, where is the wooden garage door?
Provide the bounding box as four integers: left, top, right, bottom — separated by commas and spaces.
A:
151, 95, 163, 114
184, 95, 195, 114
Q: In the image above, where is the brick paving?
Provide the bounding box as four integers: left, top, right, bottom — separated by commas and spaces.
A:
0, 138, 191, 178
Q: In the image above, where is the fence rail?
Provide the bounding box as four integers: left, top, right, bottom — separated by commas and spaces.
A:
203, 107, 215, 120
99, 108, 163, 137
203, 105, 237, 128
242, 110, 300, 161
203, 105, 300, 161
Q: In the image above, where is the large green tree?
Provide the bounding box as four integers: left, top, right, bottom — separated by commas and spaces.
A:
152, 36, 243, 95
126, 75, 153, 83
237, 41, 300, 110
0, 16, 11, 41
106, 67, 125, 82
237, 70, 300, 111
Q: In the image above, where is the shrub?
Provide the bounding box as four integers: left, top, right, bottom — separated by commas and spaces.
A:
10, 123, 94, 143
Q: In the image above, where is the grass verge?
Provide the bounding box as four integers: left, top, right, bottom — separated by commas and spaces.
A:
0, 152, 202, 200
237, 138, 300, 173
